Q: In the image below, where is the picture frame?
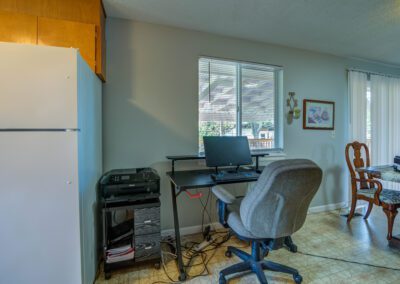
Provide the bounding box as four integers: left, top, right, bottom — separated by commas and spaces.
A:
303, 99, 335, 130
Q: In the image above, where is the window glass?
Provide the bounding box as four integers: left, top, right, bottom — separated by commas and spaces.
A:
198, 57, 282, 153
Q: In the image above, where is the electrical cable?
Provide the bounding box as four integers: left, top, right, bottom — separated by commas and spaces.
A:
154, 230, 234, 284
199, 189, 212, 233
298, 251, 400, 271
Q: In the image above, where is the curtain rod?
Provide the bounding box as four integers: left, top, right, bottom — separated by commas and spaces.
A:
347, 68, 400, 79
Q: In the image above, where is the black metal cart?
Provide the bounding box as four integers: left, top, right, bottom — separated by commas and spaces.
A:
102, 197, 161, 280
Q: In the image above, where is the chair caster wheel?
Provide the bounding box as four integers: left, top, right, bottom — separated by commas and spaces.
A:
219, 274, 227, 284
104, 272, 111, 280
293, 274, 302, 284
154, 262, 161, 269
178, 273, 187, 281
225, 250, 232, 258
289, 244, 297, 253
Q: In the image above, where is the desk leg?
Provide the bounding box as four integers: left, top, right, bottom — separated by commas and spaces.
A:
170, 182, 186, 281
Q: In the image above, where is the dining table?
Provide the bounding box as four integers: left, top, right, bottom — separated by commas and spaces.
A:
356, 165, 400, 248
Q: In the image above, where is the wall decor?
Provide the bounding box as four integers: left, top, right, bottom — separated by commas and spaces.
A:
303, 99, 335, 130
286, 92, 301, 124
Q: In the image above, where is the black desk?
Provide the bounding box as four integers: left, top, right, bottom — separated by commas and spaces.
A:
166, 152, 268, 174
168, 168, 261, 191
166, 165, 263, 281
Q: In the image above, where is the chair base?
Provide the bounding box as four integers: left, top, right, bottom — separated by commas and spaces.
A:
219, 243, 302, 284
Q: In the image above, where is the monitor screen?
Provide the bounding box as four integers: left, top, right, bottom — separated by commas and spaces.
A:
203, 136, 253, 167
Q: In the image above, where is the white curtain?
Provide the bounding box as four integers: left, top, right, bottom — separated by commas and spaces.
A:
348, 71, 400, 194
370, 74, 390, 164
348, 71, 368, 143
370, 75, 400, 164
370, 74, 400, 190
387, 77, 400, 161
348, 71, 369, 207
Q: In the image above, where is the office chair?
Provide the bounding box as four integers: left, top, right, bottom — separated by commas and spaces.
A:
212, 159, 322, 284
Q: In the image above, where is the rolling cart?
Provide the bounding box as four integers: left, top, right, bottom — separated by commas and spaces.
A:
98, 168, 162, 280
102, 198, 161, 279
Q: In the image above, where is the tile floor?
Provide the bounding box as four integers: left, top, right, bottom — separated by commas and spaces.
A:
95, 209, 400, 284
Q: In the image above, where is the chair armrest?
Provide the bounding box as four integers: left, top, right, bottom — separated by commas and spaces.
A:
353, 178, 383, 204
212, 185, 236, 204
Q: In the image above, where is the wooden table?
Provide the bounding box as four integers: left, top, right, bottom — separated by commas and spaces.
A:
356, 165, 400, 248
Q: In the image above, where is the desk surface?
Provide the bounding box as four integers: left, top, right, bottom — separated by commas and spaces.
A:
166, 168, 261, 190
356, 165, 400, 183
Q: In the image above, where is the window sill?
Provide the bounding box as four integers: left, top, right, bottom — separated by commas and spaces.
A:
259, 152, 286, 165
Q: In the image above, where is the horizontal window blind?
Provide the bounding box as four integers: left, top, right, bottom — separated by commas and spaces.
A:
199, 57, 283, 153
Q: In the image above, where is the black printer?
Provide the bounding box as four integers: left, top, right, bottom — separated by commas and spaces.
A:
99, 168, 160, 203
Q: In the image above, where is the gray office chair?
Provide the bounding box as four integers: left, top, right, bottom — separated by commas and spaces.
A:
212, 159, 322, 284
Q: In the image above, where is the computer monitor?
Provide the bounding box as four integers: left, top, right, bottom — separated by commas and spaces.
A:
203, 136, 253, 168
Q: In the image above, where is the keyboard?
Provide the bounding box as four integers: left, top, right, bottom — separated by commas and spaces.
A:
211, 171, 260, 182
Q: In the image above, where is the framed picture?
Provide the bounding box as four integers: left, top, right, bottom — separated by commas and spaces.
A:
303, 99, 335, 130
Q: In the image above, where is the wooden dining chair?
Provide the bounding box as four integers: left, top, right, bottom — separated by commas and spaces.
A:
345, 141, 400, 240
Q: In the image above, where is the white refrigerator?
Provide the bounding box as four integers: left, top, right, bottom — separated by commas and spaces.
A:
0, 43, 102, 284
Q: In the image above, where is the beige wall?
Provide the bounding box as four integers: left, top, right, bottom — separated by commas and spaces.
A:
103, 18, 400, 230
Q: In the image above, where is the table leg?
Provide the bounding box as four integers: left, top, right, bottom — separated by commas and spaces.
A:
170, 182, 186, 281
389, 235, 400, 249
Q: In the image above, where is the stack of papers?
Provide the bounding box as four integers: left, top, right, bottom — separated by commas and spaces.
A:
106, 244, 134, 263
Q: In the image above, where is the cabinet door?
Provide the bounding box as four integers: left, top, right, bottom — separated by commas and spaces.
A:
38, 17, 96, 72
0, 10, 37, 44
96, 3, 106, 81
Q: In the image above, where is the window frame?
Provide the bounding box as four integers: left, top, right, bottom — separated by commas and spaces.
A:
198, 56, 284, 153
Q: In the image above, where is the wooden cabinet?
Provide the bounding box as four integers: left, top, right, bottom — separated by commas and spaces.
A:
38, 17, 96, 72
0, 0, 106, 81
97, 4, 106, 81
0, 10, 37, 44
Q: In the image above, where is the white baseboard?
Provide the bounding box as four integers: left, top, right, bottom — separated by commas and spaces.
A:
339, 203, 367, 215
162, 202, 367, 237
307, 202, 347, 214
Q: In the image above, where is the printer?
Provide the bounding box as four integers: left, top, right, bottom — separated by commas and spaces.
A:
99, 168, 160, 203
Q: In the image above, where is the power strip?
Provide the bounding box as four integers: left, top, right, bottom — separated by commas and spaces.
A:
194, 236, 214, 252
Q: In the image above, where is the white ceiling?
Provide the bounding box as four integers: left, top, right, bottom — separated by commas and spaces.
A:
103, 0, 400, 66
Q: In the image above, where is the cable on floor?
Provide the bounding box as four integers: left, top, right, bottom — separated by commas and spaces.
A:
298, 251, 400, 271
153, 230, 234, 284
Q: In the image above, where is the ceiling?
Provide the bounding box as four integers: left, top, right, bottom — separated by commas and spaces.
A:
103, 0, 400, 66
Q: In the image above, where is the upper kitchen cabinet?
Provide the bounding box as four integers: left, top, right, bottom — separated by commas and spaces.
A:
0, 0, 106, 81
0, 11, 37, 44
38, 17, 96, 72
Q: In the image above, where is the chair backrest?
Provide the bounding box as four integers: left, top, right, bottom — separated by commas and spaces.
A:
239, 159, 322, 239
345, 141, 372, 189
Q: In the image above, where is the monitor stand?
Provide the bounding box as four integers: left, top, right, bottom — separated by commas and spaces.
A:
214, 165, 241, 175
227, 165, 240, 173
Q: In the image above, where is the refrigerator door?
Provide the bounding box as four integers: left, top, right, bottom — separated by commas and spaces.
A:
0, 131, 81, 284
0, 43, 78, 129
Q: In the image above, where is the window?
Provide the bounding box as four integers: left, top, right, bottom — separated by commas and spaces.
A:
198, 57, 283, 152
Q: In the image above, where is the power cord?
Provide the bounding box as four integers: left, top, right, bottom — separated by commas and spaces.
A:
298, 251, 400, 271
198, 189, 212, 235
154, 230, 234, 284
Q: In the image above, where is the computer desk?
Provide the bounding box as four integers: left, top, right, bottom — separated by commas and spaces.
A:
166, 153, 266, 281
